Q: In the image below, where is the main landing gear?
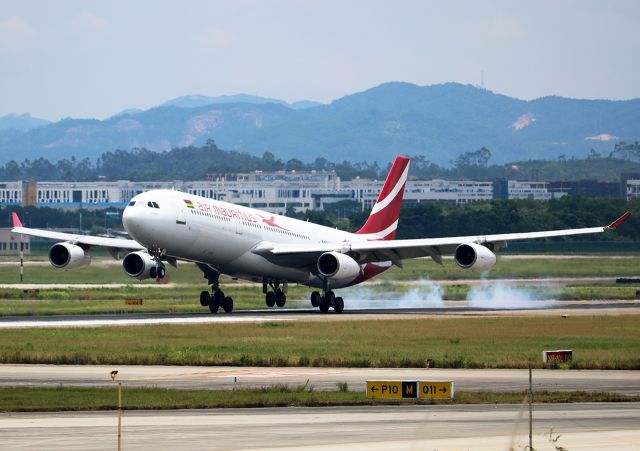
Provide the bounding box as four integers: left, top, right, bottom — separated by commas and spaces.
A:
197, 264, 233, 314
199, 289, 233, 313
263, 280, 287, 308
310, 290, 344, 314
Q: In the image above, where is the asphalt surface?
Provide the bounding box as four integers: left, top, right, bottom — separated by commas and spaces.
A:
0, 403, 638, 450
0, 296, 638, 329
2, 365, 639, 395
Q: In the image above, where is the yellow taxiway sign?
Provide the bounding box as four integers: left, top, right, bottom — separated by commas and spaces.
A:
366, 381, 418, 399
419, 381, 454, 399
366, 380, 454, 400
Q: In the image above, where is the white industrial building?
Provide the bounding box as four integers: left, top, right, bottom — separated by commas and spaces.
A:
626, 179, 640, 201
0, 171, 600, 214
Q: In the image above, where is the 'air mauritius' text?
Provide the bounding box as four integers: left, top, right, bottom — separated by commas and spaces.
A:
197, 201, 258, 223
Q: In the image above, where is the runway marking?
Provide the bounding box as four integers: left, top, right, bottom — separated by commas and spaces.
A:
124, 368, 346, 383
0, 316, 293, 329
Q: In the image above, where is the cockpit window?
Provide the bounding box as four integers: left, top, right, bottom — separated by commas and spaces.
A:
147, 201, 153, 208
128, 201, 136, 206
147, 201, 160, 209
152, 202, 160, 209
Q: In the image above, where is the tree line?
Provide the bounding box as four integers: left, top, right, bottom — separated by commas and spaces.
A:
0, 140, 639, 183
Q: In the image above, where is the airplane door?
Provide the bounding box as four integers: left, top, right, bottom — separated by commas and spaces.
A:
176, 202, 187, 225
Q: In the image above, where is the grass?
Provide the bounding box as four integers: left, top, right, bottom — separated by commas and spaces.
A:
0, 316, 638, 369
0, 386, 637, 412
0, 285, 311, 316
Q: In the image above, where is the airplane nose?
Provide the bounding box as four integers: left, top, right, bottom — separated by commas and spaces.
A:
122, 206, 141, 238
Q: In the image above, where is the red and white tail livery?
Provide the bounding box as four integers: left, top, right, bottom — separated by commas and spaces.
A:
10, 155, 630, 314
356, 155, 409, 240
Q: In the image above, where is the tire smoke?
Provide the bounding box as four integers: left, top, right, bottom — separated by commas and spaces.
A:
466, 279, 543, 309
342, 279, 444, 310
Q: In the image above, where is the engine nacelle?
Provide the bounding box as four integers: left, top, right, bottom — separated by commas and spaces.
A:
122, 251, 157, 280
454, 243, 497, 271
49, 243, 91, 269
317, 251, 361, 281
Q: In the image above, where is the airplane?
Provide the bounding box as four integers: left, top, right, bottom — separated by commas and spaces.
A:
10, 155, 631, 314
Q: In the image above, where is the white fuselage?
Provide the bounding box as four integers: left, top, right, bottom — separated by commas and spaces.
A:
122, 189, 390, 288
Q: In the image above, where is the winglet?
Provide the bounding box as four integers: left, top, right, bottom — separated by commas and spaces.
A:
11, 212, 23, 228
606, 211, 631, 230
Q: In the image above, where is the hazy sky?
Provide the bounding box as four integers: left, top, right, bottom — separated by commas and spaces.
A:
1, 0, 639, 120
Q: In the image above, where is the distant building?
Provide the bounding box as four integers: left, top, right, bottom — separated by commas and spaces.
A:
0, 228, 30, 255
548, 180, 620, 198
621, 173, 640, 201
402, 180, 494, 205
0, 171, 633, 214
625, 178, 640, 201
0, 181, 24, 206
493, 180, 566, 201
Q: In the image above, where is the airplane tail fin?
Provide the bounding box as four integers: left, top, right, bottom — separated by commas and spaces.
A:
355, 155, 409, 240
11, 212, 23, 228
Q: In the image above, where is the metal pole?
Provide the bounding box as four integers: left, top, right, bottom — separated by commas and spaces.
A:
528, 366, 533, 450
118, 382, 122, 451
19, 235, 24, 283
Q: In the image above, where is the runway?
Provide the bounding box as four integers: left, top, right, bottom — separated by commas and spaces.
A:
2, 365, 639, 394
0, 297, 638, 329
0, 403, 638, 450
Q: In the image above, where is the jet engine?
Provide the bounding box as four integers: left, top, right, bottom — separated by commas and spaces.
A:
454, 243, 497, 271
317, 251, 361, 281
122, 251, 158, 280
48, 243, 91, 269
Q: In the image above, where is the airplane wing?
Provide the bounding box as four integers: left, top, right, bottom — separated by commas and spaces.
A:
10, 212, 144, 252
257, 211, 631, 266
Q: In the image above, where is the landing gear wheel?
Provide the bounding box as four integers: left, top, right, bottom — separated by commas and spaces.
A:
333, 297, 344, 313
156, 266, 166, 279
310, 291, 320, 307
209, 290, 224, 314
222, 296, 234, 313
319, 296, 330, 313
200, 291, 210, 306
275, 290, 286, 307
265, 291, 276, 307
150, 267, 157, 278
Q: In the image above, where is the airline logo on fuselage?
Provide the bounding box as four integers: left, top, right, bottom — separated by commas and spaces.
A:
257, 214, 290, 231
195, 200, 258, 223
192, 199, 291, 231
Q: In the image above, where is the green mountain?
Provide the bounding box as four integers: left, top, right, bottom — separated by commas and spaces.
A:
0, 82, 638, 165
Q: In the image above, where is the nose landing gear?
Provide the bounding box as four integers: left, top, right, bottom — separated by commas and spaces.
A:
149, 264, 166, 279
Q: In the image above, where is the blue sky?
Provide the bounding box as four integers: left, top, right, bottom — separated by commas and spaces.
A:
1, 0, 639, 120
